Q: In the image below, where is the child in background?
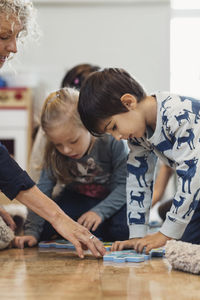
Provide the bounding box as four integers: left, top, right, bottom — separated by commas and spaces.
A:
78, 67, 200, 253
15, 87, 129, 247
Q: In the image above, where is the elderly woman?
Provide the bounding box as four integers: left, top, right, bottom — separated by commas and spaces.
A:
0, 0, 105, 258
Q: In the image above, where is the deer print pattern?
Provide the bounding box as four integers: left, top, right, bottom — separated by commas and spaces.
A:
127, 92, 200, 241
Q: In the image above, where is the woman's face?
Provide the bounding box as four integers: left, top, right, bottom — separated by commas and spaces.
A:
47, 122, 92, 160
0, 13, 23, 68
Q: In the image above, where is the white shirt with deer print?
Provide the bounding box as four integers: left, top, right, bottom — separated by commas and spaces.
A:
127, 91, 200, 240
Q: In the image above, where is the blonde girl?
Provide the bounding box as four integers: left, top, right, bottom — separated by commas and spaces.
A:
21, 87, 129, 244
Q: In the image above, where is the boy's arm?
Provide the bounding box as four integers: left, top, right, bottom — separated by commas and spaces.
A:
127, 139, 157, 239
24, 168, 56, 240
160, 122, 200, 239
152, 163, 174, 206
90, 139, 128, 221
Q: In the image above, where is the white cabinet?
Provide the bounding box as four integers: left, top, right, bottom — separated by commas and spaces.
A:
0, 88, 32, 170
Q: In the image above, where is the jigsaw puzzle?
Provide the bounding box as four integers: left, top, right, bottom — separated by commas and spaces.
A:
103, 248, 165, 263
38, 239, 112, 251
39, 239, 165, 263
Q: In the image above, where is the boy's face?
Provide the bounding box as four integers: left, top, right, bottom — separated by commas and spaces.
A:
99, 94, 146, 141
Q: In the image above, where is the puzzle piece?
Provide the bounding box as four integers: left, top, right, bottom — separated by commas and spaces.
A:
103, 250, 150, 263
150, 247, 165, 257
103, 248, 165, 263
39, 239, 75, 249
38, 239, 112, 251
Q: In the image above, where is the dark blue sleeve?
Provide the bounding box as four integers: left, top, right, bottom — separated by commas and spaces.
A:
0, 143, 35, 200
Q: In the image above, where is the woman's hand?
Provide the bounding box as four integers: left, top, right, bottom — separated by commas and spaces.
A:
77, 211, 102, 231
0, 207, 16, 231
51, 212, 106, 258
16, 186, 106, 259
13, 235, 38, 249
111, 238, 141, 251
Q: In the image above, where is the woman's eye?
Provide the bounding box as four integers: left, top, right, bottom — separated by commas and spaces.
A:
0, 36, 10, 40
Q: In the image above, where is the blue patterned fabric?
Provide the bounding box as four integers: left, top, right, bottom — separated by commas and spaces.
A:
127, 92, 200, 241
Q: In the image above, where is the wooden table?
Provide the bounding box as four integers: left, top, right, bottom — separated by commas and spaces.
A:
0, 247, 199, 299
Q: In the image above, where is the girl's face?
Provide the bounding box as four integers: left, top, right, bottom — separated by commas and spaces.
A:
0, 13, 23, 68
47, 122, 92, 159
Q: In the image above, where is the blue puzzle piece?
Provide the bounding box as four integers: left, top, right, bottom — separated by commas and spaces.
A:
39, 239, 76, 249
103, 248, 164, 263
150, 248, 165, 257
39, 239, 112, 251
103, 250, 150, 263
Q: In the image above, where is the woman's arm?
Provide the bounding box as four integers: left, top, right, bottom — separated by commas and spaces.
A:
16, 185, 106, 258
24, 168, 56, 240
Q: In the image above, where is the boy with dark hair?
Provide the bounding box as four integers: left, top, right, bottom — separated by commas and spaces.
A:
78, 67, 200, 253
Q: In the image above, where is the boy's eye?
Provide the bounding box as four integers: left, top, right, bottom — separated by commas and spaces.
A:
71, 139, 78, 144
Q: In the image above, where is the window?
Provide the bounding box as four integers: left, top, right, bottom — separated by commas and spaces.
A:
171, 0, 200, 98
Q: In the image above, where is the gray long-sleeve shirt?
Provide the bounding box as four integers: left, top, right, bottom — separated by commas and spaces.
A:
25, 135, 128, 240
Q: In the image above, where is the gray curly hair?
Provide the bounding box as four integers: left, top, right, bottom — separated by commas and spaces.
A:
0, 0, 39, 41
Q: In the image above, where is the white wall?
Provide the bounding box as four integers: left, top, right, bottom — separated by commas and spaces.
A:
2, 0, 170, 118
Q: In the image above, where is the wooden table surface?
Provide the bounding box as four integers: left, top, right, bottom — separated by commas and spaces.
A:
0, 247, 200, 300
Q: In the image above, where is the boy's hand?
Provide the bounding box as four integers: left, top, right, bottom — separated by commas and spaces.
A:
111, 238, 141, 251
77, 211, 102, 231
13, 235, 38, 249
134, 232, 171, 253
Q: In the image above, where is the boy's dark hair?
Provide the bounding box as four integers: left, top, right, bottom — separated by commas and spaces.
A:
78, 67, 147, 136
61, 63, 100, 89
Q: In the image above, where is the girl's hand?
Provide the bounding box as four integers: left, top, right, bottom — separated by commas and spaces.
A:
0, 207, 16, 231
77, 211, 102, 231
111, 238, 141, 251
13, 235, 38, 249
134, 232, 171, 253
51, 213, 106, 258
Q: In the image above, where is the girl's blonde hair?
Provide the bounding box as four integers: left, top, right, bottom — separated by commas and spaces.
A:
0, 0, 39, 41
41, 87, 84, 184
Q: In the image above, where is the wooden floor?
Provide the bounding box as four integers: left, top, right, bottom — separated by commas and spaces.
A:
0, 247, 200, 300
